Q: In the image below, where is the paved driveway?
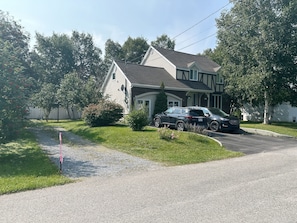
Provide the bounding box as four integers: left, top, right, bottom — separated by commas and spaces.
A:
210, 129, 297, 154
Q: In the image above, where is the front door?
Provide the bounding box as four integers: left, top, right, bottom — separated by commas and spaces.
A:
200, 94, 208, 107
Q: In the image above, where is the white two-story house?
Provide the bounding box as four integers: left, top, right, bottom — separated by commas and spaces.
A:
101, 46, 223, 119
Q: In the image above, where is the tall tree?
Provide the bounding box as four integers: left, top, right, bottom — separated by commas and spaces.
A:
0, 11, 31, 140
151, 34, 175, 50
31, 31, 106, 116
216, 0, 297, 124
104, 39, 124, 67
33, 33, 74, 85
122, 37, 149, 64
71, 31, 106, 82
57, 72, 83, 119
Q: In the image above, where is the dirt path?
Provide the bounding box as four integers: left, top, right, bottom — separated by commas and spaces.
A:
30, 126, 163, 179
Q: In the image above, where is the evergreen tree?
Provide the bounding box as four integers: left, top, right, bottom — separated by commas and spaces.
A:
153, 82, 168, 116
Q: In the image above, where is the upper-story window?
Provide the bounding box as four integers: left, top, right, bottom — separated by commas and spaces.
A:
216, 73, 224, 83
112, 73, 116, 80
190, 69, 198, 81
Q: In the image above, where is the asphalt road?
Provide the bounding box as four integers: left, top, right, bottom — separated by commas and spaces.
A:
210, 129, 297, 154
1, 130, 297, 222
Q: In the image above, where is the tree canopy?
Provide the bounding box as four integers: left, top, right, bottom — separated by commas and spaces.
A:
0, 11, 31, 140
151, 34, 175, 50
216, 0, 297, 123
122, 36, 149, 63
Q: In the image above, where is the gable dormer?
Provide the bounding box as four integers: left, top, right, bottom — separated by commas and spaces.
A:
141, 46, 177, 79
188, 62, 199, 81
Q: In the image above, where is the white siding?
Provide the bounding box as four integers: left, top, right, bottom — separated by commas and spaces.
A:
142, 48, 176, 78
103, 66, 131, 115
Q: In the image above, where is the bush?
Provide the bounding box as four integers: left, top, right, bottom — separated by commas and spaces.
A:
127, 108, 149, 131
82, 100, 123, 127
158, 125, 179, 140
187, 123, 209, 136
0, 117, 26, 142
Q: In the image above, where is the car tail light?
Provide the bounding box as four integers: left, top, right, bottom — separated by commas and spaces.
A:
185, 115, 192, 120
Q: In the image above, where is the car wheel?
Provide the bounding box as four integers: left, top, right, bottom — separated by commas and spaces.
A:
176, 122, 185, 131
154, 118, 162, 128
209, 121, 220, 132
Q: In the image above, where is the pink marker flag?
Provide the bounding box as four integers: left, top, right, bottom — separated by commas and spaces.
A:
59, 132, 63, 164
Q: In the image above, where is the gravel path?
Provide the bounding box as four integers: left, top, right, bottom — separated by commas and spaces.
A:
30, 126, 163, 179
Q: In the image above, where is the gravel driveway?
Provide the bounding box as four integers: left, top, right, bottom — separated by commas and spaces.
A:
30, 126, 163, 179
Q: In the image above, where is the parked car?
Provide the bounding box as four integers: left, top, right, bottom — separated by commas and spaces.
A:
154, 106, 240, 132
154, 106, 208, 131
191, 106, 240, 132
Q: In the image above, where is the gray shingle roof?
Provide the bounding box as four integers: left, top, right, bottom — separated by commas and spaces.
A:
116, 61, 211, 92
154, 47, 221, 73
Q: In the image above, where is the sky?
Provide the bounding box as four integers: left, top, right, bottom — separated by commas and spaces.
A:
0, 0, 232, 55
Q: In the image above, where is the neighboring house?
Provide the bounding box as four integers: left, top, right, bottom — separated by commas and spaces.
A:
101, 46, 223, 119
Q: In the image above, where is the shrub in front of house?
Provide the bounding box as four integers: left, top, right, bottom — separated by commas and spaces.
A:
82, 100, 123, 127
127, 108, 150, 131
158, 125, 179, 140
187, 123, 209, 136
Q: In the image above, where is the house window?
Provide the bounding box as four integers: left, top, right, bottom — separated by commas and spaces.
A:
212, 95, 222, 109
112, 73, 116, 80
136, 99, 151, 118
216, 73, 223, 83
168, 101, 179, 107
190, 69, 198, 81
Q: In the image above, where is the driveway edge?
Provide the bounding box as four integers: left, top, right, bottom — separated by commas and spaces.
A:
241, 127, 293, 138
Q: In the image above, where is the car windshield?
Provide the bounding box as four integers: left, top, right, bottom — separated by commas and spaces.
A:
208, 108, 229, 117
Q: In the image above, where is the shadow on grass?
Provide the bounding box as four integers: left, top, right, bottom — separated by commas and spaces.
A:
0, 138, 60, 178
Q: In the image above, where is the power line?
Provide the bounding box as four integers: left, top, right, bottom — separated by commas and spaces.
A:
126, 2, 231, 64
177, 9, 260, 52
177, 33, 217, 52
172, 2, 231, 40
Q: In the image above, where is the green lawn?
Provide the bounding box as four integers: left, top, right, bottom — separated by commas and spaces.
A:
0, 129, 73, 195
241, 121, 297, 138
43, 120, 243, 166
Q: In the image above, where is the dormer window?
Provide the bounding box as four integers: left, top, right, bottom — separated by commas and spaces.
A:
216, 73, 224, 83
190, 69, 198, 81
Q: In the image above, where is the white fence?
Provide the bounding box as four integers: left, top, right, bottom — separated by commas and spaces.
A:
241, 102, 297, 123
27, 107, 81, 120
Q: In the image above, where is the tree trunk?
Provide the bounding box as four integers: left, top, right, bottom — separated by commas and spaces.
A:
263, 90, 270, 124
66, 106, 72, 120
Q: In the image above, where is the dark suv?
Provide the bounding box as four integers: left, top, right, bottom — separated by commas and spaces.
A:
154, 106, 208, 131
154, 106, 240, 132
195, 107, 240, 132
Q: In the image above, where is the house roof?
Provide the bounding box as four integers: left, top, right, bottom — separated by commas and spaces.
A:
153, 46, 221, 74
116, 60, 212, 92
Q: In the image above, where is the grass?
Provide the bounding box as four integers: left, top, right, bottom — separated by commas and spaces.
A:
0, 128, 73, 195
43, 120, 243, 166
241, 121, 297, 138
